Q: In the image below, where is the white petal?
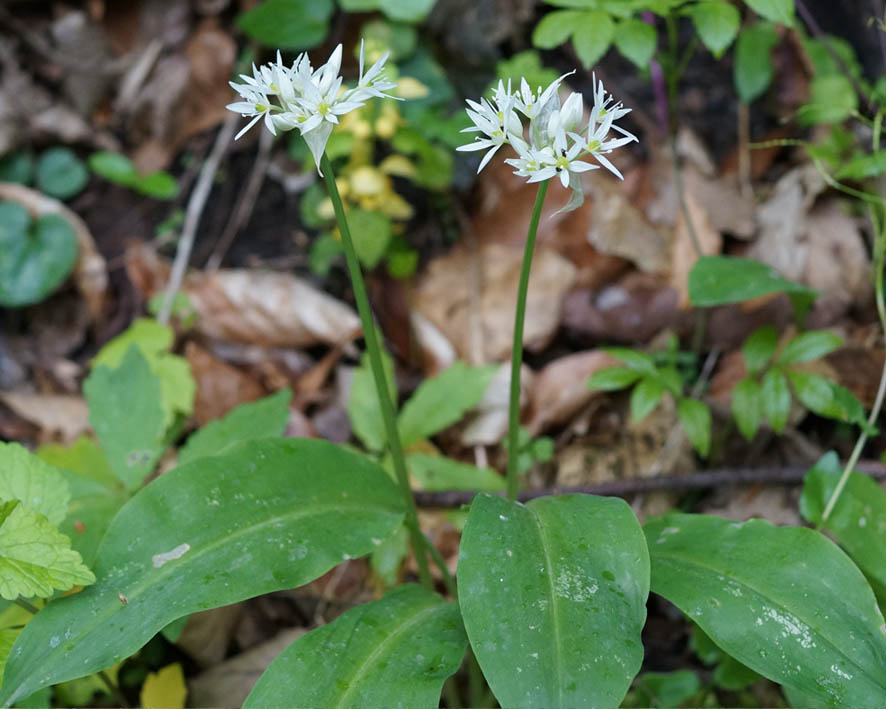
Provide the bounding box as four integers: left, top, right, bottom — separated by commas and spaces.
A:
302, 121, 335, 174
593, 152, 623, 179
234, 113, 263, 140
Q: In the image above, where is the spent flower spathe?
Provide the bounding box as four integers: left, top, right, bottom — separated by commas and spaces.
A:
227, 43, 399, 172
457, 72, 637, 212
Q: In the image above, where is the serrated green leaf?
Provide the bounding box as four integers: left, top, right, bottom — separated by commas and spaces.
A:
398, 362, 496, 447
348, 350, 397, 453
0, 442, 69, 526
406, 453, 505, 491
742, 325, 778, 374
0, 438, 405, 704
677, 398, 711, 457
787, 370, 834, 416
35, 148, 88, 200
630, 376, 664, 422
801, 452, 886, 604
778, 331, 843, 365
732, 378, 762, 441
733, 23, 779, 103
459, 493, 649, 708
179, 389, 292, 466
744, 0, 794, 26
245, 585, 466, 708
689, 1, 740, 57
84, 346, 167, 490
572, 10, 615, 68
588, 367, 643, 391
532, 10, 582, 49
646, 513, 886, 707
0, 500, 94, 600
761, 367, 790, 432
236, 0, 334, 50
613, 18, 657, 68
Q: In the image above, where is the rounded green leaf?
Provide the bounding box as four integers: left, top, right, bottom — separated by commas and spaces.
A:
572, 10, 615, 69
689, 1, 740, 57
245, 585, 466, 708
630, 376, 664, 422
613, 18, 657, 68
532, 10, 582, 49
741, 325, 778, 375
377, 0, 436, 23
0, 438, 405, 704
459, 493, 650, 709
35, 147, 88, 200
135, 172, 178, 200
0, 151, 34, 185
88, 151, 137, 185
731, 378, 762, 441
646, 513, 886, 707
677, 398, 711, 457
761, 368, 790, 433
733, 23, 779, 104
0, 202, 78, 307
744, 0, 794, 26
588, 367, 643, 391
236, 0, 334, 50
778, 331, 843, 365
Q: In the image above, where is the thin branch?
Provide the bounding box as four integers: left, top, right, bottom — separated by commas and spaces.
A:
413, 461, 886, 508
157, 114, 238, 324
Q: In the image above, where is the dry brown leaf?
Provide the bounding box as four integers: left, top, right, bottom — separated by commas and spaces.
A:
0, 183, 109, 323
177, 603, 245, 668
526, 350, 619, 435
184, 342, 266, 427
0, 392, 90, 443
803, 201, 871, 306
460, 363, 533, 446
413, 243, 576, 362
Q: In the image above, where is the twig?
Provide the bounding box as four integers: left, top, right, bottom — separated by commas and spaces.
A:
413, 460, 886, 508
206, 126, 274, 271
157, 114, 238, 324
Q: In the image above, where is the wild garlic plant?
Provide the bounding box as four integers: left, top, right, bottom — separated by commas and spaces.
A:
457, 73, 637, 499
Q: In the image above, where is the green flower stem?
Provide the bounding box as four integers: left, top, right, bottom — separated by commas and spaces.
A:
320, 153, 433, 589
506, 180, 549, 501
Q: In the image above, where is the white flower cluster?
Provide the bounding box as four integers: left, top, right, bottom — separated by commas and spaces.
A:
227, 43, 398, 172
457, 73, 637, 212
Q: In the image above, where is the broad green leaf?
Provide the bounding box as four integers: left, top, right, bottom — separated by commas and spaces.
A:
742, 325, 778, 374
801, 452, 886, 604
630, 376, 664, 422
0, 202, 78, 308
761, 368, 790, 433
799, 76, 858, 126
778, 331, 843, 365
787, 370, 834, 416
836, 153, 886, 181
459, 493, 649, 708
377, 0, 436, 22
819, 382, 869, 429
0, 628, 18, 686
398, 362, 496, 447
733, 23, 779, 103
677, 398, 711, 457
689, 1, 740, 57
348, 350, 396, 452
691, 624, 762, 690
532, 10, 582, 49
236, 0, 334, 50
0, 438, 405, 704
348, 208, 393, 270
37, 436, 117, 490
645, 513, 886, 707
613, 18, 656, 69
605, 347, 656, 374
406, 453, 505, 491
623, 670, 700, 708
245, 585, 466, 708
587, 366, 643, 391
744, 0, 794, 26
35, 148, 88, 200
0, 442, 69, 525
178, 389, 292, 466
84, 346, 167, 490
0, 500, 94, 600
572, 10, 615, 69
732, 378, 762, 441
93, 318, 172, 367
689, 256, 814, 307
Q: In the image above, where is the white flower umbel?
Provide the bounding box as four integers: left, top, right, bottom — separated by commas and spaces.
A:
226, 42, 399, 173
457, 71, 636, 213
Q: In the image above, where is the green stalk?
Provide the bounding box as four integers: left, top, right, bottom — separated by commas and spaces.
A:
506, 180, 549, 501
320, 153, 432, 588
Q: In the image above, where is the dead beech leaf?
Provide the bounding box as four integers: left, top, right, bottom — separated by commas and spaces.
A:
803, 202, 871, 306
176, 604, 244, 668
0, 183, 109, 323
0, 392, 90, 443
526, 350, 620, 435
413, 243, 576, 362
669, 191, 722, 307
410, 311, 457, 376
184, 342, 266, 427
460, 363, 533, 446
